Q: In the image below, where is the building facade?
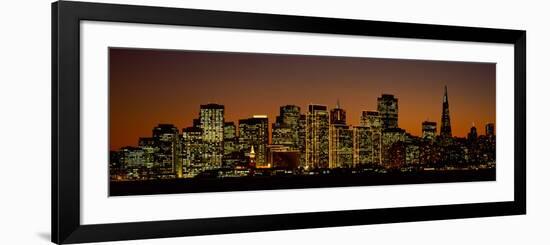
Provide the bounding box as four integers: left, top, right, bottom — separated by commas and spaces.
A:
152, 124, 181, 177
272, 105, 301, 148
377, 94, 398, 129
305, 104, 330, 169
354, 111, 382, 166
223, 122, 240, 167
181, 126, 203, 177
329, 126, 353, 168
199, 104, 225, 168
239, 115, 269, 166
381, 128, 406, 168
298, 114, 307, 168
329, 103, 353, 168
422, 121, 437, 141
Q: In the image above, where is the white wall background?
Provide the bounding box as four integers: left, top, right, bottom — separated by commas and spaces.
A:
0, 0, 547, 244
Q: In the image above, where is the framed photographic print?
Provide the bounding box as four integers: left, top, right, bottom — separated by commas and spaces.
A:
52, 1, 526, 244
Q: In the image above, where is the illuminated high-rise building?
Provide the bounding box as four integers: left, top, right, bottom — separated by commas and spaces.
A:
421, 121, 437, 141
182, 127, 203, 165
272, 125, 292, 146
405, 140, 420, 165
137, 137, 156, 169
223, 122, 239, 167
360, 110, 382, 128
377, 94, 398, 129
354, 111, 382, 166
306, 104, 330, 169
329, 101, 353, 168
119, 146, 148, 169
239, 115, 269, 166
224, 122, 237, 142
152, 124, 181, 176
381, 128, 406, 167
272, 105, 301, 148
181, 126, 203, 172
353, 126, 370, 166
386, 141, 406, 168
199, 104, 225, 168
440, 86, 452, 138
330, 100, 346, 125
278, 105, 301, 127
298, 114, 307, 167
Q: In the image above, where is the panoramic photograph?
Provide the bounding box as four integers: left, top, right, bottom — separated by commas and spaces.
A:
108, 48, 496, 196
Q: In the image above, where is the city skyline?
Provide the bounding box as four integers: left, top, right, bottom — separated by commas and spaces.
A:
109, 91, 496, 183
109, 48, 496, 151
109, 99, 493, 151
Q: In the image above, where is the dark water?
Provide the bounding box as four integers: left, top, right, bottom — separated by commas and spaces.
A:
110, 168, 496, 196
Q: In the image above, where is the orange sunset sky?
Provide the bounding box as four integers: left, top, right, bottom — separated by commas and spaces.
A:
109, 48, 496, 151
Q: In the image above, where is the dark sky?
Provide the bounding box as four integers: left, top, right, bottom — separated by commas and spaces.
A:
109, 48, 496, 151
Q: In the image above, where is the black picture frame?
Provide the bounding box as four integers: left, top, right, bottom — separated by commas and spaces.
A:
52, 1, 526, 244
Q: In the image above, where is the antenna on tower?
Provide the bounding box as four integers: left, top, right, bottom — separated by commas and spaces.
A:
336, 98, 341, 109
443, 85, 448, 103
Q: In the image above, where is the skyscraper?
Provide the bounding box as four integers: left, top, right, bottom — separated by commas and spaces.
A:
353, 126, 370, 166
354, 111, 382, 166
223, 122, 239, 167
329, 100, 346, 125
181, 126, 203, 172
278, 105, 301, 127
381, 128, 406, 167
306, 104, 330, 169
404, 140, 420, 165
298, 114, 307, 168
272, 105, 301, 148
137, 137, 156, 169
272, 125, 293, 146
440, 86, 452, 138
239, 115, 269, 166
377, 94, 398, 129
360, 110, 382, 128
329, 102, 353, 168
199, 104, 224, 168
119, 146, 148, 169
152, 124, 181, 176
421, 121, 437, 141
